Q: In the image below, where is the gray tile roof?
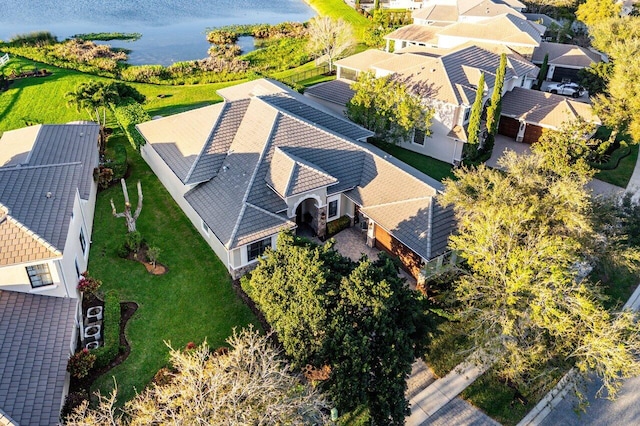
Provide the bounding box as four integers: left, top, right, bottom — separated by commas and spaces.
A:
145, 79, 454, 258
304, 79, 356, 107
26, 124, 100, 200
0, 291, 76, 426
153, 143, 198, 182
0, 163, 82, 252
260, 93, 373, 141
532, 41, 602, 68
185, 99, 250, 184
266, 147, 338, 198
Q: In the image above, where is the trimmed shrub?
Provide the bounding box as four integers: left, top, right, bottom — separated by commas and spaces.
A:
67, 349, 96, 379
92, 291, 120, 369
112, 100, 150, 149
105, 142, 127, 181
327, 215, 351, 236
125, 231, 143, 253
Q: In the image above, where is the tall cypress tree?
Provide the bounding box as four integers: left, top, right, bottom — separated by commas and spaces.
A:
464, 72, 485, 160
537, 53, 548, 89
486, 53, 507, 137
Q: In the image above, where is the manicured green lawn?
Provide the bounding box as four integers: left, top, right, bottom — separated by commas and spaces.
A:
89, 131, 259, 404
307, 0, 371, 41
597, 142, 639, 188
0, 57, 233, 135
371, 140, 455, 182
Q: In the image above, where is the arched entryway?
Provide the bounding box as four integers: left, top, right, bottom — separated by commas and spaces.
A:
294, 197, 327, 239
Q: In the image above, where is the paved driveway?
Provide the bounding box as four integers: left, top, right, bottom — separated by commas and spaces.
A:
485, 134, 531, 169
540, 375, 640, 426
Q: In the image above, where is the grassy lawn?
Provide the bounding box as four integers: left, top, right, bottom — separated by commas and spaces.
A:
89, 131, 259, 404
0, 57, 234, 135
596, 142, 639, 188
306, 0, 371, 41
371, 140, 455, 182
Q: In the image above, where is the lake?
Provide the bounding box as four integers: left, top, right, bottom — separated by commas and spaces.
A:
0, 0, 315, 65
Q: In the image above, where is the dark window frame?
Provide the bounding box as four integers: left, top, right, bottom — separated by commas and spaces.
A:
26, 264, 54, 288
413, 128, 426, 146
328, 199, 338, 218
79, 228, 87, 254
247, 238, 271, 262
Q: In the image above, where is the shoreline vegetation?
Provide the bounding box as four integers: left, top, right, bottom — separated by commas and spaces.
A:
0, 0, 371, 86
71, 32, 142, 42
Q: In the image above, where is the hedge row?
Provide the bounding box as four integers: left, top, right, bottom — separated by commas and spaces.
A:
327, 215, 351, 236
590, 141, 631, 170
113, 100, 151, 149
92, 291, 120, 369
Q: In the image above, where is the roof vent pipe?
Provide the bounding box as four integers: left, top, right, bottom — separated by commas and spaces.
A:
46, 192, 52, 198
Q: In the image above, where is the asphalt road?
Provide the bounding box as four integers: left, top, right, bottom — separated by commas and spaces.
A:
540, 374, 640, 426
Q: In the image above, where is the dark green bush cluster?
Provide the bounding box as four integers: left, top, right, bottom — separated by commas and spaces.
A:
60, 391, 89, 421
92, 291, 120, 369
113, 100, 151, 149
327, 215, 351, 236
71, 32, 142, 41
590, 141, 631, 170
125, 231, 143, 253
106, 142, 127, 180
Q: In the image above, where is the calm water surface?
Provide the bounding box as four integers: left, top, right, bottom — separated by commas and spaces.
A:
0, 0, 315, 65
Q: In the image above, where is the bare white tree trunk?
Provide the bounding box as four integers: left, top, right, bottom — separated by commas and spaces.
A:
110, 179, 143, 233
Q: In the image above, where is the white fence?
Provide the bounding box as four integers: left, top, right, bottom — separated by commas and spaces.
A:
0, 53, 9, 67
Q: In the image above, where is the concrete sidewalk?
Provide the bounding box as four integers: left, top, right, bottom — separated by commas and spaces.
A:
517, 282, 640, 426
408, 354, 491, 425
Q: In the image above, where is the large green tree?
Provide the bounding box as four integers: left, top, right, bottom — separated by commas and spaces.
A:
485, 54, 507, 137
464, 72, 485, 159
347, 72, 434, 144
578, 62, 614, 96
440, 151, 640, 396
242, 232, 429, 424
576, 0, 621, 27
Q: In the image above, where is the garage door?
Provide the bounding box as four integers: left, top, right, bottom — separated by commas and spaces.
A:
551, 67, 579, 83
523, 124, 544, 144
374, 225, 423, 278
498, 116, 520, 138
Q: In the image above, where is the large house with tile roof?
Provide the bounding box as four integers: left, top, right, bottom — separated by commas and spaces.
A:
314, 44, 538, 163
0, 122, 100, 425
137, 79, 455, 279
384, 0, 544, 58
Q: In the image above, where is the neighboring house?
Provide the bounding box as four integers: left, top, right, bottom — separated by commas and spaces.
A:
316, 43, 538, 163
532, 41, 604, 83
523, 13, 562, 41
0, 122, 100, 425
498, 87, 601, 143
390, 0, 526, 12
137, 79, 455, 279
384, 0, 543, 58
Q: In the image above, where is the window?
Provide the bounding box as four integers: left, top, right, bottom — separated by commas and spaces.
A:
463, 108, 471, 123
247, 238, 271, 262
329, 200, 339, 219
202, 220, 210, 236
413, 128, 425, 146
26, 264, 54, 288
79, 228, 87, 255
75, 258, 81, 279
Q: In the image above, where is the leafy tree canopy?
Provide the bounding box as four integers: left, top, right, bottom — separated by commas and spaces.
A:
576, 0, 621, 27
440, 150, 640, 397
241, 231, 430, 424
65, 328, 330, 425
347, 72, 434, 144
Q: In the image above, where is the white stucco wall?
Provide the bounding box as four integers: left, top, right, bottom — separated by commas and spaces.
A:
0, 189, 94, 298
141, 143, 231, 272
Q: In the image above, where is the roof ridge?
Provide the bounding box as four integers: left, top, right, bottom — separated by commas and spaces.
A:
0, 161, 82, 173
225, 108, 280, 249
279, 147, 337, 183
245, 202, 293, 224
184, 102, 229, 183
